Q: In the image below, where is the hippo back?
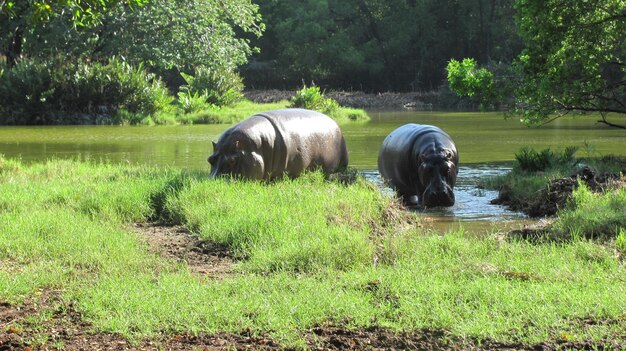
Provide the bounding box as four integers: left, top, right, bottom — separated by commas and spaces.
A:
255, 109, 349, 177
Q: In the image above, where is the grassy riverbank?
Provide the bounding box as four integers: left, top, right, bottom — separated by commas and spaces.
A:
171, 99, 369, 125
1, 157, 624, 349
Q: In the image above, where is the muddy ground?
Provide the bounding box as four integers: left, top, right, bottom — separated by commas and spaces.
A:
491, 166, 626, 218
2, 223, 623, 350
244, 90, 443, 110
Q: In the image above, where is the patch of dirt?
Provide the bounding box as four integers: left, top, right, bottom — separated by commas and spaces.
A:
134, 223, 234, 277
492, 166, 626, 218
2, 293, 624, 350
244, 89, 440, 110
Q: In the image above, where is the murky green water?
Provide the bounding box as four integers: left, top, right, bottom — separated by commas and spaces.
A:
1, 111, 624, 169
1, 111, 624, 232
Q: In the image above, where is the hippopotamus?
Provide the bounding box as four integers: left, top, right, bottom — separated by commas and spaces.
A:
208, 108, 348, 180
377, 124, 458, 207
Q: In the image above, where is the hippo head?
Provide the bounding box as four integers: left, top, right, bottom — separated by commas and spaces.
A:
208, 134, 264, 180
417, 149, 458, 207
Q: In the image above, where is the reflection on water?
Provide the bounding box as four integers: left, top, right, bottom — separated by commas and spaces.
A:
362, 164, 535, 234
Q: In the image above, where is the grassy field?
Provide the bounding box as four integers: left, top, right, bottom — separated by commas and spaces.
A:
0, 157, 624, 349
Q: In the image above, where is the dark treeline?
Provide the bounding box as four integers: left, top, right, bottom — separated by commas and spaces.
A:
243, 0, 522, 92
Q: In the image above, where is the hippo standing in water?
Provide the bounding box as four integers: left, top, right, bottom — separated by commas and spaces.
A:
378, 124, 458, 207
208, 109, 348, 180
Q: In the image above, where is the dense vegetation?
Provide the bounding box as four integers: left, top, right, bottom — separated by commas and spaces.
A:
2, 0, 624, 126
245, 0, 521, 92
447, 0, 626, 127
0, 0, 268, 124
0, 157, 624, 348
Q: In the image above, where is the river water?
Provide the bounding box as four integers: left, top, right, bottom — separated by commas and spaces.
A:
1, 110, 624, 233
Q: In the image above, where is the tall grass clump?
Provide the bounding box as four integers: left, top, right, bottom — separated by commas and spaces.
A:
514, 146, 579, 173
166, 172, 391, 273
551, 182, 626, 239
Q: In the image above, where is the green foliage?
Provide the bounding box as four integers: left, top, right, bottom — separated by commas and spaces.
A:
290, 85, 352, 120
176, 90, 213, 114
514, 146, 579, 172
446, 58, 496, 103
11, 0, 263, 71
1, 0, 149, 26
246, 0, 521, 91
0, 58, 173, 125
616, 229, 626, 254
513, 0, 626, 126
447, 0, 626, 126
180, 66, 244, 107
178, 99, 289, 124
551, 183, 626, 239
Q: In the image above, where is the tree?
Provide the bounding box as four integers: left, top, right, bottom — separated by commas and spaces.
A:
514, 0, 626, 128
244, 0, 521, 92
2, 0, 263, 73
448, 0, 626, 128
0, 0, 148, 66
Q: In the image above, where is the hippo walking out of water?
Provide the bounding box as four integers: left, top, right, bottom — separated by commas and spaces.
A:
378, 124, 459, 207
209, 109, 349, 180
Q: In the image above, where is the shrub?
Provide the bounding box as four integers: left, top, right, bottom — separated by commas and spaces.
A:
176, 90, 213, 114
514, 146, 578, 173
0, 59, 55, 124
0, 58, 173, 125
290, 85, 335, 112
180, 66, 243, 107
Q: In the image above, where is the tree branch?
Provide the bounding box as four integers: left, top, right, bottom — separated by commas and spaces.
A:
598, 112, 626, 129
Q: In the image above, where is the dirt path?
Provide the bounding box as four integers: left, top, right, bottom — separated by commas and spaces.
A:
134, 223, 234, 278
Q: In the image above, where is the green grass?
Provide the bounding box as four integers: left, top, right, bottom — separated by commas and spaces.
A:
551, 182, 626, 239
0, 157, 624, 347
479, 168, 568, 209
155, 99, 370, 125
177, 99, 291, 124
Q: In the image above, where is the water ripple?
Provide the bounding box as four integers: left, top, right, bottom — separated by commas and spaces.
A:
360, 164, 526, 222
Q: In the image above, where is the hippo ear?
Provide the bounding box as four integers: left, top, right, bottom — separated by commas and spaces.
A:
212, 141, 217, 150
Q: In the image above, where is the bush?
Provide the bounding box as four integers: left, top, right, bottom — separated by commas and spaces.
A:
177, 90, 213, 114
290, 85, 337, 113
0, 58, 173, 125
180, 66, 243, 107
0, 59, 55, 124
514, 146, 578, 173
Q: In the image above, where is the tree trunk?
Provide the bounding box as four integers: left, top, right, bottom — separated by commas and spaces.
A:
6, 26, 23, 67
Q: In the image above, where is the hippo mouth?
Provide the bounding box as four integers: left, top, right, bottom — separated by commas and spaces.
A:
422, 184, 455, 207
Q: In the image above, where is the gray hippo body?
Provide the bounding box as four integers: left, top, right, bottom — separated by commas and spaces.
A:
378, 124, 458, 207
209, 108, 348, 180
